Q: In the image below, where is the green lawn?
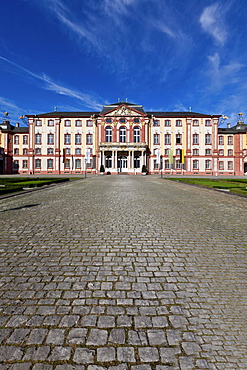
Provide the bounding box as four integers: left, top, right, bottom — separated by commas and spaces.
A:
164, 178, 247, 196
0, 177, 72, 196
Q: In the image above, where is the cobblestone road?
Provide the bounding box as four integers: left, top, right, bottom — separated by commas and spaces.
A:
0, 176, 246, 370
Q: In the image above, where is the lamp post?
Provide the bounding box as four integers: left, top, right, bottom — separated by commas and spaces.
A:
160, 155, 163, 178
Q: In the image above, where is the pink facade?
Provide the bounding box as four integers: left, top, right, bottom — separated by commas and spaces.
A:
1, 103, 247, 175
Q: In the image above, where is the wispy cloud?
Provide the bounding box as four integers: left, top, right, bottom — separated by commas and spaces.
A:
206, 52, 243, 92
0, 97, 22, 116
199, 3, 228, 45
35, 0, 191, 81
0, 56, 104, 111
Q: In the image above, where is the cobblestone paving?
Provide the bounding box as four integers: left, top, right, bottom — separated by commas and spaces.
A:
0, 175, 246, 370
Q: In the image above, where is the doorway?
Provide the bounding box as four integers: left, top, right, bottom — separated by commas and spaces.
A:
118, 155, 128, 172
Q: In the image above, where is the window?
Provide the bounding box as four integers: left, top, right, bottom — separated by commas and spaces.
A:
105, 156, 112, 168
65, 148, 71, 155
87, 120, 93, 126
134, 156, 140, 168
165, 134, 171, 145
193, 160, 199, 170
165, 149, 169, 155
47, 134, 54, 144
133, 126, 140, 143
75, 159, 81, 168
205, 160, 211, 170
13, 160, 19, 169
176, 120, 182, 126
23, 148, 28, 155
47, 120, 54, 126
23, 160, 28, 168
47, 159, 53, 169
64, 134, 71, 145
193, 120, 199, 126
35, 120, 41, 126
87, 160, 92, 169
105, 126, 112, 143
219, 136, 224, 145
14, 135, 19, 145
165, 160, 170, 169
86, 133, 93, 144
205, 119, 211, 126
75, 148, 81, 155
35, 159, 41, 168
35, 134, 41, 144
219, 161, 224, 170
176, 149, 180, 156
193, 149, 198, 155
106, 118, 112, 123
64, 120, 71, 127
35, 148, 41, 155
134, 118, 139, 123
119, 126, 126, 142
228, 136, 233, 145
176, 134, 181, 144
205, 134, 211, 144
154, 160, 159, 169
228, 149, 233, 156
228, 161, 233, 170
23, 135, 28, 144
165, 120, 171, 127
75, 120, 82, 126
14, 148, 19, 155
47, 148, 54, 155
205, 149, 211, 155
193, 134, 199, 145
153, 134, 159, 144
176, 160, 181, 169
153, 120, 159, 126
120, 118, 126, 123
219, 149, 224, 156
75, 134, 81, 145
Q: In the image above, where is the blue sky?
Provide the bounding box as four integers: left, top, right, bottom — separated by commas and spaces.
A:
0, 0, 247, 126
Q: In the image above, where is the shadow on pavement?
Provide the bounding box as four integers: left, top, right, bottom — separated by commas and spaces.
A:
0, 203, 40, 212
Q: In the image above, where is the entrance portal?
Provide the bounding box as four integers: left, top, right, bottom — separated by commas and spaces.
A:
118, 155, 128, 172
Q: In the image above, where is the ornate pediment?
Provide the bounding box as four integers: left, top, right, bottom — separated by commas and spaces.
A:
114, 106, 134, 116
101, 102, 146, 117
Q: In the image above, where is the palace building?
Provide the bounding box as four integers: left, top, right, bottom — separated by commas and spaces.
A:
1, 101, 247, 175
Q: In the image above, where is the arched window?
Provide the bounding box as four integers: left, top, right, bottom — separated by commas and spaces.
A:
119, 126, 126, 142
105, 126, 112, 142
133, 126, 140, 143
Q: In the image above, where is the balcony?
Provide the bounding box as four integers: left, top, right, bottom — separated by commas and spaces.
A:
99, 142, 147, 151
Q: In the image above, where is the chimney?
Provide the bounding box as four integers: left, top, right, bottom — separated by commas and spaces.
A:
227, 123, 231, 128
15, 122, 20, 128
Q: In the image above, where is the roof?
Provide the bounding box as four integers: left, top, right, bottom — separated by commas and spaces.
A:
100, 102, 146, 115
219, 122, 247, 134
147, 111, 220, 118
0, 121, 28, 133
25, 102, 221, 119
26, 111, 99, 118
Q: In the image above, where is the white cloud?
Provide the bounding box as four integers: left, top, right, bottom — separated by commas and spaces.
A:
0, 56, 104, 111
199, 3, 227, 45
0, 97, 20, 112
207, 52, 243, 91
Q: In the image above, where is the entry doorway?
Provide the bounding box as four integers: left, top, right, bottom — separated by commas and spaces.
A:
118, 155, 128, 172
244, 162, 247, 174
